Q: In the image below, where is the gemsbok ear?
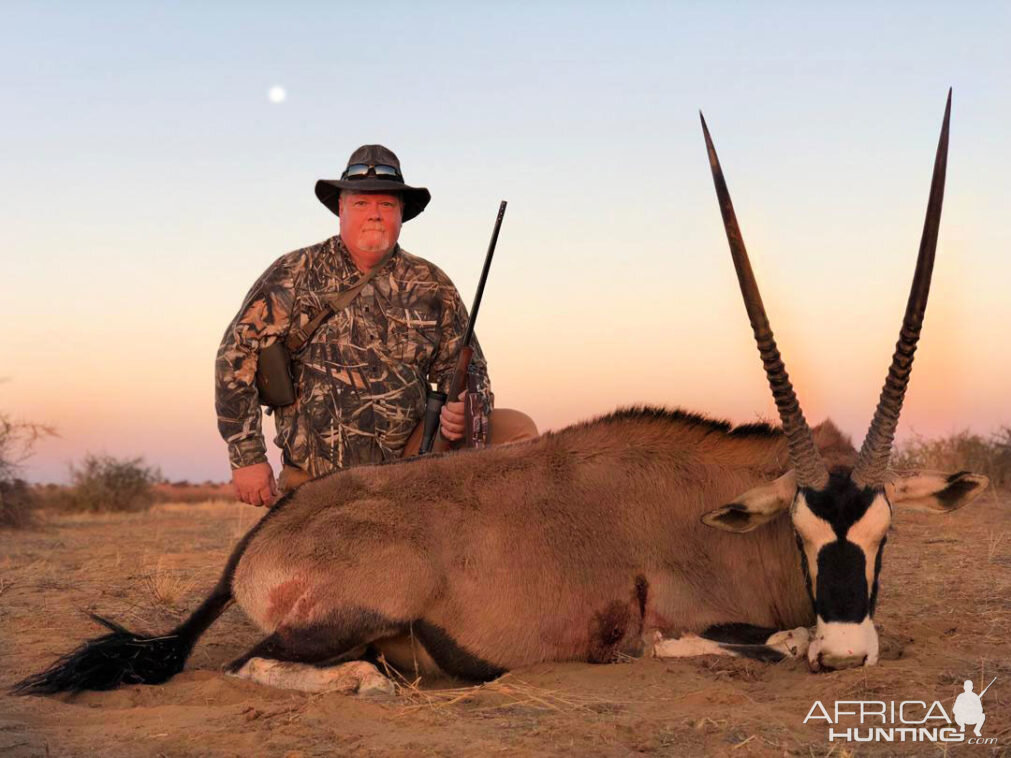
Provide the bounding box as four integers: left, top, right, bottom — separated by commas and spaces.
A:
885, 470, 990, 513
701, 471, 798, 533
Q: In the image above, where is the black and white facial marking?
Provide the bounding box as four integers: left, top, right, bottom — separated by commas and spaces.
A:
791, 469, 891, 671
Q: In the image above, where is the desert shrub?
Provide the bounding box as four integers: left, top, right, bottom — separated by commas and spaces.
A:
0, 413, 56, 529
151, 481, 235, 504
0, 478, 35, 529
892, 427, 1011, 491
69, 454, 162, 512
28, 483, 75, 511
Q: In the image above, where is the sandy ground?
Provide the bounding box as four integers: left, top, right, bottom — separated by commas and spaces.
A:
1, 493, 1009, 758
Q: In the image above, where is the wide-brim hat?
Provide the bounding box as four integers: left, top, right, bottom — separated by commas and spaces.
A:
315, 144, 431, 222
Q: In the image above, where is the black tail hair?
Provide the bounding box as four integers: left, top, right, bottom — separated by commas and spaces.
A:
13, 580, 232, 695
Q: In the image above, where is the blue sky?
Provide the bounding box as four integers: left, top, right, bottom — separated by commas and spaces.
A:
3, 2, 1009, 482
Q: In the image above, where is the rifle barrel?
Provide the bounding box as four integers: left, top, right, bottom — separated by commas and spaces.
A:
463, 200, 507, 347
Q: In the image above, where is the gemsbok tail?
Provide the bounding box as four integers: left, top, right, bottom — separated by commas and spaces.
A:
13, 497, 275, 695
12, 578, 233, 695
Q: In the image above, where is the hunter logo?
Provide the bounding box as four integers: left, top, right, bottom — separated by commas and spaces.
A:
953, 678, 996, 737
803, 677, 998, 745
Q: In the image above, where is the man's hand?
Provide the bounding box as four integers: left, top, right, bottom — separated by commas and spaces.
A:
232, 461, 278, 507
439, 391, 467, 442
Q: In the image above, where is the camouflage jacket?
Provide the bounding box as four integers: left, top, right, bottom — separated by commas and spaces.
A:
215, 236, 493, 475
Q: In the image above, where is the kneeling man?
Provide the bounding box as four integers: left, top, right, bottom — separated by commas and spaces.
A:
216, 145, 536, 505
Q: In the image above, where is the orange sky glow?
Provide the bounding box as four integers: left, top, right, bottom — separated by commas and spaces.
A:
3, 5, 1009, 483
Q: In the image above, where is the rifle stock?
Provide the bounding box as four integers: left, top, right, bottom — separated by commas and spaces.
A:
430, 346, 474, 453
418, 390, 448, 455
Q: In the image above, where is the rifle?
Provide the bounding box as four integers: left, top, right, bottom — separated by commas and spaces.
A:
418, 200, 507, 455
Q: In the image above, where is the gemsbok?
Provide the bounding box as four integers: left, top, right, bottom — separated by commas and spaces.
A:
15, 91, 988, 697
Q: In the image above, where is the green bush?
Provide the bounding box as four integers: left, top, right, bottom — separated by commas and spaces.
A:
892, 427, 1011, 491
69, 454, 162, 512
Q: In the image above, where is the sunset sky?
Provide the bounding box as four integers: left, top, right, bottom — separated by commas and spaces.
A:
3, 2, 1009, 483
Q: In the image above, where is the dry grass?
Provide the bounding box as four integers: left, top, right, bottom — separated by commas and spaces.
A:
3, 430, 1010, 756
151, 481, 235, 504
377, 665, 630, 717
4, 491, 1010, 757
143, 557, 196, 610
893, 426, 1011, 489
30, 482, 236, 513
372, 647, 633, 718
22, 459, 231, 516
988, 530, 1007, 563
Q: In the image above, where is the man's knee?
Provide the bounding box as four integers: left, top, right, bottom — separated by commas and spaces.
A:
278, 465, 313, 495
488, 408, 538, 445
400, 408, 538, 459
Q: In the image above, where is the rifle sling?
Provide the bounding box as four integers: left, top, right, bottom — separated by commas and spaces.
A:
283, 247, 395, 353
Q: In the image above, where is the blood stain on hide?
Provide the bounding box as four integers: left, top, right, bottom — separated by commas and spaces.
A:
634, 575, 649, 619
266, 579, 307, 627
588, 601, 631, 663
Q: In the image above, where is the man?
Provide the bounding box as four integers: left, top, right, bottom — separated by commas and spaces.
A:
216, 145, 536, 506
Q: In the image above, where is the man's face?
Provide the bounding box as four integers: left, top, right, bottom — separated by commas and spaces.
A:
338, 191, 403, 259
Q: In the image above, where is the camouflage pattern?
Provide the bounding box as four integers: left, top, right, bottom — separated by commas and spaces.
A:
216, 236, 492, 476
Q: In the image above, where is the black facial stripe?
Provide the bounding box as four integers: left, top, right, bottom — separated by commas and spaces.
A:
869, 535, 887, 615
795, 470, 891, 622
801, 470, 879, 539
816, 541, 869, 623
795, 532, 815, 607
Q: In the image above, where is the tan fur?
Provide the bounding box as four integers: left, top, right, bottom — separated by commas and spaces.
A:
701, 471, 798, 532
791, 494, 839, 595
231, 411, 845, 671
810, 419, 857, 470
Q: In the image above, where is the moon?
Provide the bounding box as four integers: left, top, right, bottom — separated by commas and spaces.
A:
268, 86, 287, 104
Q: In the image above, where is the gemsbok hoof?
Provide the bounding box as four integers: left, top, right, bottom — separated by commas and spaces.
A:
231, 658, 395, 696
